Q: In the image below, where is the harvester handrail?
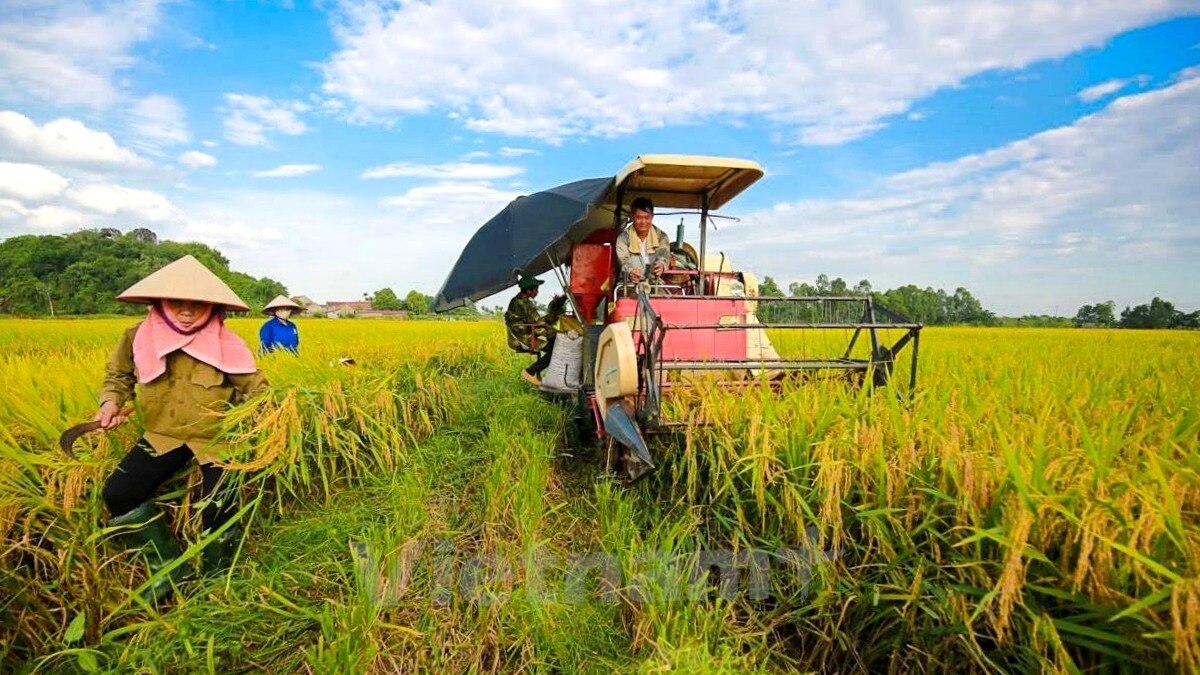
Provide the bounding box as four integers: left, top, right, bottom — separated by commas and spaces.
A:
660, 294, 874, 301
657, 360, 872, 371
642, 292, 921, 321
661, 322, 922, 330
626, 285, 922, 429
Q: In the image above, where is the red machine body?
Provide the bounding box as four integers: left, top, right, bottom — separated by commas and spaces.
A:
569, 230, 616, 323
612, 296, 748, 361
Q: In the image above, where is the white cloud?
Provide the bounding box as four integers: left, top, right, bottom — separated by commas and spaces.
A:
362, 161, 524, 180
131, 94, 190, 145
222, 94, 310, 147
498, 146, 538, 157
322, 0, 1194, 144
179, 215, 284, 248
183, 33, 217, 50
252, 164, 321, 178
380, 181, 517, 210
0, 0, 163, 108
719, 72, 1200, 313
163, 187, 518, 298
179, 150, 217, 169
68, 183, 179, 221
0, 200, 90, 231
0, 168, 295, 247
0, 162, 70, 201
0, 114, 302, 249
0, 174, 182, 234
0, 110, 150, 170
1076, 77, 1153, 103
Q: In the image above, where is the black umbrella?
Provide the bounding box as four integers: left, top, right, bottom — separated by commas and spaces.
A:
433, 176, 614, 312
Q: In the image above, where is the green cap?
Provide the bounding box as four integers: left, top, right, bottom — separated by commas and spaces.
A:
518, 275, 544, 291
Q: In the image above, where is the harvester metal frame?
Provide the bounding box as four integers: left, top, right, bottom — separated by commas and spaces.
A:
625, 287, 922, 432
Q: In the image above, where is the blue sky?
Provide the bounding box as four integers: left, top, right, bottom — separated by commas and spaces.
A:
1, 1, 1198, 315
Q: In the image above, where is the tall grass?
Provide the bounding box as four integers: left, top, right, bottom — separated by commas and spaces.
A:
1, 319, 1196, 672
649, 327, 1200, 672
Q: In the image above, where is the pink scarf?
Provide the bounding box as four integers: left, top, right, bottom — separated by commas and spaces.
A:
132, 306, 257, 384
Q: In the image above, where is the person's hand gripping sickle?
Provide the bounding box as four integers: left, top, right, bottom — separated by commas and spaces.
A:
93, 400, 130, 430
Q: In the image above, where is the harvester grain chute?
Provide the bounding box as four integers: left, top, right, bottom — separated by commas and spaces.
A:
435, 155, 922, 480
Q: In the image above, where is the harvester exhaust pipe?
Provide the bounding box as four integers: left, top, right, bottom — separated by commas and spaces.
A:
603, 401, 654, 481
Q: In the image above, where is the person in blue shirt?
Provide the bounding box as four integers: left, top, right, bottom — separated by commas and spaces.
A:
259, 295, 302, 354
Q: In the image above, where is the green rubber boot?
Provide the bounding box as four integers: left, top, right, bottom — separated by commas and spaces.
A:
109, 502, 187, 603
201, 524, 242, 575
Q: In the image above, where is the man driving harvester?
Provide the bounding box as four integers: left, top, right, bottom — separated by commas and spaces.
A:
615, 197, 670, 284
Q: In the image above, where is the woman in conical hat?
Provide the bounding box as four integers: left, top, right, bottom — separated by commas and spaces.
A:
259, 295, 302, 354
94, 255, 268, 601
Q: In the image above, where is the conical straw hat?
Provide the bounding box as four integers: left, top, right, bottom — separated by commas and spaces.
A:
117, 255, 249, 311
263, 295, 303, 314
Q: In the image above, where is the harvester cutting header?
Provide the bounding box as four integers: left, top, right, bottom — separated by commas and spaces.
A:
435, 155, 922, 479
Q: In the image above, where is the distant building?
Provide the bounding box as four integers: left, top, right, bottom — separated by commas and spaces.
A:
359, 309, 409, 319
284, 298, 408, 319
292, 295, 324, 314
324, 300, 373, 318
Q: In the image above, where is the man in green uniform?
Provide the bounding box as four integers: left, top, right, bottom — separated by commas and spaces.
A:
504, 274, 563, 385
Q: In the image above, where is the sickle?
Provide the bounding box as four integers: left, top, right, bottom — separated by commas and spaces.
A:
58, 408, 134, 459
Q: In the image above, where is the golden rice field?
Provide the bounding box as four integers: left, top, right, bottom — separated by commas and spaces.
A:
1, 317, 1197, 673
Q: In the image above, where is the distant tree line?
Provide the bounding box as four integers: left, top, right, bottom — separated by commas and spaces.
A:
1073, 298, 1199, 329
995, 315, 1075, 328
754, 273, 1195, 329
0, 229, 288, 315
370, 287, 478, 316
757, 273, 997, 325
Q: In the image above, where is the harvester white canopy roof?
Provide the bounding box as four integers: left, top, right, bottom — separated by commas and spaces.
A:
608, 154, 765, 211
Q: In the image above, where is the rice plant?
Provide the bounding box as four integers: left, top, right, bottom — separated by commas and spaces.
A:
0, 319, 1196, 673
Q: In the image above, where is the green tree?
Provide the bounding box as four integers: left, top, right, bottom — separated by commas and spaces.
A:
758, 276, 785, 297
1120, 297, 1183, 328
870, 284, 996, 325
944, 287, 995, 325
372, 287, 403, 310
0, 228, 287, 315
403, 290, 431, 315
1073, 301, 1116, 327
788, 281, 815, 297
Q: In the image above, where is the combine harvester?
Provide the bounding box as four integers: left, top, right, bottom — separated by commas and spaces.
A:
435, 155, 922, 479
